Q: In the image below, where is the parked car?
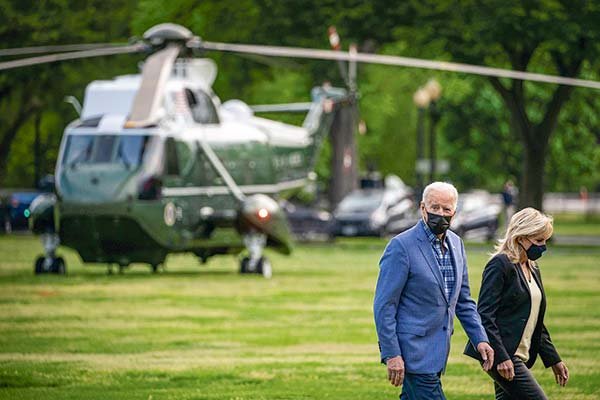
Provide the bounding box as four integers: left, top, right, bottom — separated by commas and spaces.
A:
385, 189, 502, 241
384, 203, 420, 236
280, 200, 334, 241
1, 176, 54, 233
5, 191, 43, 231
332, 176, 413, 237
451, 190, 502, 241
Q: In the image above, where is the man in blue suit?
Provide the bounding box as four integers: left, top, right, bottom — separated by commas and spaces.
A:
374, 182, 494, 399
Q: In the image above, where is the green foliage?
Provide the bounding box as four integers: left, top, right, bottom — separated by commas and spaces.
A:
1, 0, 599, 195
547, 88, 600, 192
357, 42, 427, 185
0, 0, 140, 186
438, 76, 519, 191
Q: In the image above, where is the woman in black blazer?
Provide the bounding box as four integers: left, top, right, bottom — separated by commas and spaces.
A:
465, 207, 569, 399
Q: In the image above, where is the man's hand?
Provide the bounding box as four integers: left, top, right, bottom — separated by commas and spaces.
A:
551, 361, 569, 387
497, 359, 515, 381
386, 356, 405, 387
476, 342, 494, 371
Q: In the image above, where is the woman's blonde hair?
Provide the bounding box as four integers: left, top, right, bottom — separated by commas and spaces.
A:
491, 207, 554, 263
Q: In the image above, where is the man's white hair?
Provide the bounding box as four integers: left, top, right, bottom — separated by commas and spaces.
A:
421, 182, 458, 208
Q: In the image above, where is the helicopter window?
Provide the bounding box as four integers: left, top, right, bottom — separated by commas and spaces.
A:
165, 138, 179, 175
185, 89, 220, 124
63, 135, 149, 168
92, 135, 117, 163
116, 135, 149, 168
63, 135, 94, 166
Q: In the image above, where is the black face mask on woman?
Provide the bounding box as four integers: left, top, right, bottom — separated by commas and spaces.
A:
523, 242, 547, 261
426, 212, 452, 235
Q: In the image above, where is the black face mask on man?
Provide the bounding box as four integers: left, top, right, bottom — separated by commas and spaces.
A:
425, 212, 452, 235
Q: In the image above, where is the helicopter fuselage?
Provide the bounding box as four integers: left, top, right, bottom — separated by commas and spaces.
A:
36, 62, 338, 268
29, 58, 343, 272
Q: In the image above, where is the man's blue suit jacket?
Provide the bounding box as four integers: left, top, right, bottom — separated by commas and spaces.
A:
373, 221, 488, 374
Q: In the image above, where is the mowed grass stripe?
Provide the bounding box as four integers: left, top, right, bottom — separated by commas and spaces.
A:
0, 235, 599, 399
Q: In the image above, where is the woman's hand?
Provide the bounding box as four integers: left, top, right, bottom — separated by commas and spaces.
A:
551, 361, 569, 387
497, 359, 515, 381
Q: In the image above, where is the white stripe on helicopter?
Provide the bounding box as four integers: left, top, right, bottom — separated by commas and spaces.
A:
161, 178, 307, 197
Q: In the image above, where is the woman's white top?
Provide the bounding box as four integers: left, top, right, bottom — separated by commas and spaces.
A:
515, 270, 542, 363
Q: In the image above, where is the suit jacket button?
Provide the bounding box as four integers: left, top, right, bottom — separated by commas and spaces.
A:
443, 326, 447, 331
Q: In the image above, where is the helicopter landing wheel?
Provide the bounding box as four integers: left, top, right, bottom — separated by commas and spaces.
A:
257, 257, 272, 279
240, 256, 271, 278
34, 256, 45, 274
240, 257, 251, 274
51, 257, 66, 275
34, 256, 66, 275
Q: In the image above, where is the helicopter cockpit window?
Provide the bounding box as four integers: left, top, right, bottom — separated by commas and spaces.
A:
62, 135, 149, 168
92, 135, 117, 163
63, 135, 94, 166
185, 89, 219, 124
116, 135, 149, 168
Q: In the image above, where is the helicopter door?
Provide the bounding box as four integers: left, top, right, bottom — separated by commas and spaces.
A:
162, 137, 196, 230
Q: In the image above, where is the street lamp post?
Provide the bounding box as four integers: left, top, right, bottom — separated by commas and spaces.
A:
425, 79, 442, 182
424, 79, 442, 182
413, 88, 431, 203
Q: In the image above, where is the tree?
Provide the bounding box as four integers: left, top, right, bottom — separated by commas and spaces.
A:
384, 0, 600, 209
4, 0, 599, 200
0, 0, 139, 185
254, 0, 600, 207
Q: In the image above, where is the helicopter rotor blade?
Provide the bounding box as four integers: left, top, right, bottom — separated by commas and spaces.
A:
125, 44, 180, 127
202, 41, 600, 90
0, 44, 146, 72
0, 43, 132, 57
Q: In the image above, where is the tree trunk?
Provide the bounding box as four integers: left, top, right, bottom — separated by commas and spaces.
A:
34, 112, 42, 188
0, 86, 39, 184
0, 106, 35, 183
487, 41, 584, 213
328, 98, 358, 209
520, 141, 546, 210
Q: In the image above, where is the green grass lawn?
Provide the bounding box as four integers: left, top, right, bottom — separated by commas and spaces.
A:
552, 213, 600, 237
0, 235, 599, 399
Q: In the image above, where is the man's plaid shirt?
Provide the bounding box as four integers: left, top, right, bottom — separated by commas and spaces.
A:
421, 219, 455, 300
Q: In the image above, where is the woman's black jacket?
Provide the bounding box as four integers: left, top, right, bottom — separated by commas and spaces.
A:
464, 253, 561, 369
